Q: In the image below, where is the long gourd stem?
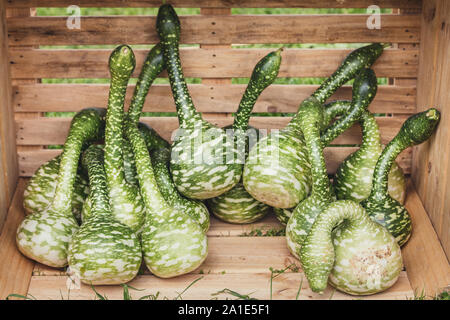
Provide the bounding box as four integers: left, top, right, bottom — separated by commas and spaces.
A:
127, 43, 164, 126
300, 201, 368, 293
82, 146, 111, 216
125, 121, 171, 215
150, 148, 179, 204
322, 100, 351, 130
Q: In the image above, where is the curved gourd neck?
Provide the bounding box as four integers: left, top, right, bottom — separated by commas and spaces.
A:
359, 111, 382, 153
151, 148, 179, 203
127, 43, 164, 126
125, 121, 171, 216
83, 146, 112, 217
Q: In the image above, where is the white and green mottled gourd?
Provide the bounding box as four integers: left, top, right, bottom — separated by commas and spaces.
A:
23, 154, 89, 224
328, 102, 406, 203
244, 44, 387, 209
157, 4, 241, 200
103, 45, 145, 232
361, 108, 440, 246
125, 119, 208, 278
150, 147, 210, 232
68, 145, 141, 285
16, 108, 105, 267
286, 69, 378, 259
206, 48, 282, 224
300, 200, 403, 295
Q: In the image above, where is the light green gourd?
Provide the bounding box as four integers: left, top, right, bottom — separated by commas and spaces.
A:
361, 108, 440, 246
16, 108, 105, 267
68, 145, 141, 285
125, 119, 208, 278
244, 44, 387, 209
300, 200, 403, 295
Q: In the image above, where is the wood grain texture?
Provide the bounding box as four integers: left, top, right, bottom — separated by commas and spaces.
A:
7, 14, 420, 46
0, 179, 34, 300
0, 0, 19, 231
18, 147, 412, 177
12, 83, 417, 114
5, 0, 422, 9
8, 48, 419, 79
412, 0, 450, 260
402, 180, 450, 297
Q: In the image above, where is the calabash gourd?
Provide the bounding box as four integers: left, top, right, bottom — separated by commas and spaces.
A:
361, 108, 440, 246
300, 200, 403, 295
16, 108, 105, 267
206, 48, 283, 224
68, 145, 142, 285
329, 102, 406, 204
103, 45, 145, 232
157, 4, 241, 200
243, 44, 386, 209
125, 119, 208, 278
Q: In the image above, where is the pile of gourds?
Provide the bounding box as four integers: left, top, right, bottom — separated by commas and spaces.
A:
16, 4, 440, 295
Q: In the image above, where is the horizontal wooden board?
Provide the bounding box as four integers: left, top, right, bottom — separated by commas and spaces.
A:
7, 14, 420, 45
18, 146, 412, 177
9, 48, 419, 79
13, 83, 417, 114
6, 0, 423, 9
26, 272, 413, 300
15, 115, 409, 145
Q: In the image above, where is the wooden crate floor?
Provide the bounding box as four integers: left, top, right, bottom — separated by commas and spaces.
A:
1, 179, 449, 300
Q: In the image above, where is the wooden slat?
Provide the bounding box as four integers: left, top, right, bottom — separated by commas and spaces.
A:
402, 180, 450, 297
8, 48, 419, 79
0, 0, 19, 231
18, 147, 413, 177
26, 272, 413, 300
13, 83, 417, 114
0, 179, 34, 300
412, 0, 450, 261
15, 115, 409, 145
7, 14, 421, 45
6, 0, 423, 9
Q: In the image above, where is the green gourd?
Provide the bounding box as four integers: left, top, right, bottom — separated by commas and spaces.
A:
103, 45, 145, 232
243, 44, 386, 209
125, 119, 208, 278
68, 145, 141, 285
157, 4, 241, 200
361, 108, 440, 246
329, 102, 406, 204
16, 108, 105, 267
300, 200, 403, 295
23, 154, 89, 224
150, 147, 210, 232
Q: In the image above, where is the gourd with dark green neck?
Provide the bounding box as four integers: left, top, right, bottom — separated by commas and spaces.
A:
68, 145, 141, 285
244, 45, 385, 209
329, 103, 406, 203
300, 200, 402, 295
104, 45, 145, 232
157, 4, 241, 199
150, 147, 210, 232
361, 108, 440, 246
16, 108, 105, 267
285, 97, 334, 259
125, 120, 207, 278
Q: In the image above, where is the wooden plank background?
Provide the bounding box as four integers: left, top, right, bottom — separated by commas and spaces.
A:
5, 2, 421, 182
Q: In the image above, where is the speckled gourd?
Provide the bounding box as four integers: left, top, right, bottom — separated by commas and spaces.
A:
206, 49, 282, 224
361, 108, 440, 246
125, 119, 208, 278
68, 145, 142, 285
103, 45, 145, 232
300, 200, 403, 295
244, 44, 386, 209
157, 4, 241, 200
150, 147, 210, 232
328, 102, 406, 203
16, 108, 105, 267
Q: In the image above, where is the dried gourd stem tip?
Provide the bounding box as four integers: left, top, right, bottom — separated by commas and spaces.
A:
426, 108, 440, 120
276, 47, 284, 55
381, 43, 391, 48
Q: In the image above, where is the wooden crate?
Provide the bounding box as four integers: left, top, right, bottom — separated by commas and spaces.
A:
0, 0, 449, 300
